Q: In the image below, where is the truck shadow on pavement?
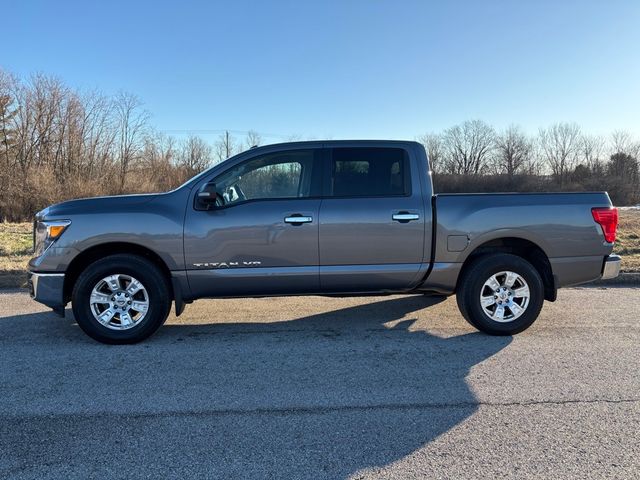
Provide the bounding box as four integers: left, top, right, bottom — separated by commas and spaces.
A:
1, 295, 512, 479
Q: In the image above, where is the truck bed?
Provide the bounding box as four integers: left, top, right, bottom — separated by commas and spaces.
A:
423, 192, 614, 292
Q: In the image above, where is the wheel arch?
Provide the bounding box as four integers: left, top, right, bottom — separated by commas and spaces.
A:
457, 237, 556, 302
63, 242, 174, 304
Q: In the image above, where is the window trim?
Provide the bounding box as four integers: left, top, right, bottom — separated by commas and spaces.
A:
323, 147, 413, 199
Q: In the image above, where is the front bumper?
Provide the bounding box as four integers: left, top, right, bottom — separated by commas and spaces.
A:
601, 254, 621, 280
28, 271, 66, 312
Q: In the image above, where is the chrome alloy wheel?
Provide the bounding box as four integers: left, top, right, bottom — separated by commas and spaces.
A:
479, 271, 530, 323
89, 274, 149, 330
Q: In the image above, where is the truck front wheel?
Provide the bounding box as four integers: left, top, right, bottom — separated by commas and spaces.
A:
456, 253, 544, 335
71, 254, 171, 344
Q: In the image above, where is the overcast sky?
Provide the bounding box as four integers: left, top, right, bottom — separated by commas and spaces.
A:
5, 0, 640, 141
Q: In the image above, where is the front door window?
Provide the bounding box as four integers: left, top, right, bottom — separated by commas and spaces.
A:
212, 150, 317, 206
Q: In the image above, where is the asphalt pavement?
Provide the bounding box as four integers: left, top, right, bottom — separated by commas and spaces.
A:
0, 288, 638, 479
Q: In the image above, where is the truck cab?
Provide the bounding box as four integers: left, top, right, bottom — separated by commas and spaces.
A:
185, 141, 432, 297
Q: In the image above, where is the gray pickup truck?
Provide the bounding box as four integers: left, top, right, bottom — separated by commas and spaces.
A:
28, 140, 621, 343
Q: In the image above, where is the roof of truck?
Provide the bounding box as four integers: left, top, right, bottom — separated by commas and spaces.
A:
255, 139, 421, 148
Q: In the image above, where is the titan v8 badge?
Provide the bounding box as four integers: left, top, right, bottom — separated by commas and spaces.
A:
192, 261, 262, 268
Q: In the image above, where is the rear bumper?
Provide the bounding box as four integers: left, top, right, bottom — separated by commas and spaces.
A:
601, 254, 621, 280
28, 271, 65, 310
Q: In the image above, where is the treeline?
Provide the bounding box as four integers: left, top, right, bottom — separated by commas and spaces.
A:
1, 68, 639, 221
0, 69, 261, 221
419, 120, 640, 204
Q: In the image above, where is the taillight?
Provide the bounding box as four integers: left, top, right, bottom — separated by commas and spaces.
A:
591, 207, 618, 243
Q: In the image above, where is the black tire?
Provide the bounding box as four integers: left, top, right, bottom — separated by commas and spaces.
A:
456, 253, 544, 335
71, 254, 171, 344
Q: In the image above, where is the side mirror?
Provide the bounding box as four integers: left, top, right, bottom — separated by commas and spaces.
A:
196, 181, 220, 210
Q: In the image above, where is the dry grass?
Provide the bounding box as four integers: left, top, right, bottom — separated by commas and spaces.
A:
0, 222, 31, 288
0, 210, 639, 289
615, 209, 640, 272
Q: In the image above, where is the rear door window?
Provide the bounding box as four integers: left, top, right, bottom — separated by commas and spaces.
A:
329, 147, 409, 197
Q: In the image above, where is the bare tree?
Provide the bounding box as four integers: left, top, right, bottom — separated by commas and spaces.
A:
579, 134, 606, 175
177, 135, 212, 177
214, 130, 236, 163
0, 72, 18, 219
610, 130, 640, 158
0, 71, 17, 169
417, 133, 444, 174
79, 92, 117, 177
538, 122, 581, 185
442, 120, 495, 175
28, 74, 67, 170
114, 92, 149, 192
494, 125, 532, 176
285, 133, 303, 142
137, 132, 176, 191
244, 129, 262, 151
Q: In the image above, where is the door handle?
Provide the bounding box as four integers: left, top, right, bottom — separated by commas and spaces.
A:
392, 212, 420, 222
284, 215, 313, 224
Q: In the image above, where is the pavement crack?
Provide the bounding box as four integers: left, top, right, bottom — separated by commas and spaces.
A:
2, 398, 638, 422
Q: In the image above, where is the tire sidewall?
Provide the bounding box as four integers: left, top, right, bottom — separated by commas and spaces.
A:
72, 255, 170, 344
462, 255, 544, 335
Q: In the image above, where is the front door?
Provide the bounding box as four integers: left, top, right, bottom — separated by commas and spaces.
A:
185, 149, 322, 297
319, 146, 426, 292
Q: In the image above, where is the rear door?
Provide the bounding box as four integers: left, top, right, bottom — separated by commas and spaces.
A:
319, 145, 426, 292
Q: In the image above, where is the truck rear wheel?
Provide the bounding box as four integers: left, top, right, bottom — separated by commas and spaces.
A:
456, 253, 544, 335
71, 254, 171, 344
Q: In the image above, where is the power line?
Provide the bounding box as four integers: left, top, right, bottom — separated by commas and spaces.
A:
159, 129, 292, 139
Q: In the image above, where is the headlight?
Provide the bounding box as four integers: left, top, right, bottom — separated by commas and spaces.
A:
33, 220, 71, 256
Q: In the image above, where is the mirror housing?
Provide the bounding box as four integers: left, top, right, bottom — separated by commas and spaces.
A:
196, 181, 219, 209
